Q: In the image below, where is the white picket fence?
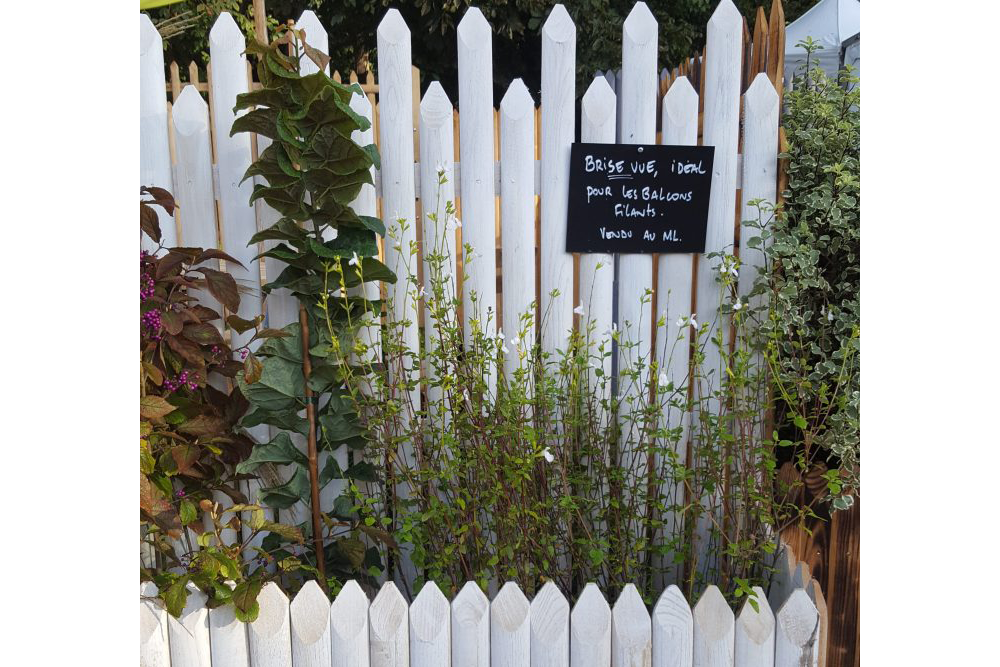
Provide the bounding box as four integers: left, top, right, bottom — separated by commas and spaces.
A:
141, 576, 820, 667
140, 0, 780, 586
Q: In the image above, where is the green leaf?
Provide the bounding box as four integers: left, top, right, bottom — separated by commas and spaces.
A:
230, 107, 279, 140
163, 577, 190, 618
318, 455, 343, 487
232, 580, 263, 622
236, 432, 309, 474
179, 499, 198, 525
344, 461, 377, 482
259, 466, 311, 509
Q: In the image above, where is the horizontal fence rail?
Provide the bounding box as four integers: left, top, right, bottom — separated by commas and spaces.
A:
140, 579, 820, 667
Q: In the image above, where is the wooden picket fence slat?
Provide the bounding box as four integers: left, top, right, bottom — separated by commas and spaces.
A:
141, 579, 823, 667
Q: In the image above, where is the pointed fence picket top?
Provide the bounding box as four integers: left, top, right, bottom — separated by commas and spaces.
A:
290, 580, 332, 667
612, 584, 652, 667
570, 583, 611, 667
171, 85, 222, 315
330, 580, 371, 666
578, 76, 617, 400
248, 582, 292, 667
654, 76, 700, 588
766, 544, 797, 613
452, 581, 490, 667
376, 8, 420, 589
140, 582, 170, 667
738, 73, 780, 301
139, 14, 176, 249
410, 582, 451, 666
774, 590, 819, 667
295, 10, 330, 77
499, 79, 537, 382
805, 580, 828, 667
418, 81, 458, 417
457, 7, 498, 383
370, 582, 410, 667
208, 12, 262, 350
617, 0, 658, 519
652, 585, 693, 667
539, 3, 576, 357
168, 583, 212, 667
530, 581, 570, 667
692, 586, 734, 667
694, 0, 743, 414
209, 595, 251, 667
491, 582, 530, 666
734, 587, 774, 667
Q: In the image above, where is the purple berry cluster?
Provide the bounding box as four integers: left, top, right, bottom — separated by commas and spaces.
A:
140, 252, 156, 300
142, 309, 163, 341
240, 348, 249, 360
174, 489, 186, 499
163, 370, 199, 393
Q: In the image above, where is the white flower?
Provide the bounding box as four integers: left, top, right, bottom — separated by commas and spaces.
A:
349, 252, 360, 267
496, 329, 505, 341
452, 217, 462, 229
732, 299, 743, 311
436, 162, 447, 176
417, 285, 426, 298
658, 372, 669, 387
689, 315, 698, 329
574, 303, 586, 316
501, 342, 509, 354
675, 315, 686, 328
828, 310, 834, 322
541, 447, 554, 463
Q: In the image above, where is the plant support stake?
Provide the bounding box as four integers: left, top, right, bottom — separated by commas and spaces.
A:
299, 304, 327, 589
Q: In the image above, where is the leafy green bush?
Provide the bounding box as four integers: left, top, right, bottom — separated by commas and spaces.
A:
770, 39, 860, 506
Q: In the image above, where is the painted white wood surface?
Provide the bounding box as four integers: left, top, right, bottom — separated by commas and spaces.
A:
249, 582, 293, 667
172, 85, 222, 317
290, 580, 332, 667
691, 0, 743, 582
652, 585, 693, 667
530, 581, 570, 667
766, 545, 797, 614
330, 580, 371, 667
654, 76, 699, 587
612, 584, 652, 667
209, 599, 251, 667
774, 590, 819, 667
453, 581, 491, 667
419, 81, 458, 417
208, 12, 262, 350
734, 587, 774, 667
571, 583, 611, 667
457, 7, 498, 393
694, 0, 742, 409
579, 77, 617, 404
410, 582, 451, 666
499, 78, 537, 381
370, 582, 410, 667
539, 4, 576, 357
167, 583, 212, 667
692, 586, 734, 667
738, 74, 779, 302
295, 10, 330, 77
616, 0, 658, 518
376, 9, 420, 588
492, 581, 530, 667
140, 582, 171, 667
139, 13, 176, 249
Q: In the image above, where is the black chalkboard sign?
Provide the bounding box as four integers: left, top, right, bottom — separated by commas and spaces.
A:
565, 143, 715, 254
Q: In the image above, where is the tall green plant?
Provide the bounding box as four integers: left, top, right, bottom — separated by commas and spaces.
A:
230, 24, 395, 594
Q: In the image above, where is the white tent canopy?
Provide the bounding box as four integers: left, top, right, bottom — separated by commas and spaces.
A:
784, 0, 860, 82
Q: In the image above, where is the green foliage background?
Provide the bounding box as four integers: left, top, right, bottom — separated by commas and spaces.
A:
147, 0, 819, 102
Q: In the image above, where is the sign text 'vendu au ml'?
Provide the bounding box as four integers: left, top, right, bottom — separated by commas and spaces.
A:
565, 143, 715, 254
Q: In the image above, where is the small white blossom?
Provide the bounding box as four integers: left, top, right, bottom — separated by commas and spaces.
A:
675, 315, 686, 328
417, 285, 426, 298
658, 373, 669, 387
828, 310, 834, 322
436, 162, 447, 176
453, 217, 462, 229
541, 447, 554, 463
349, 252, 360, 267
732, 299, 743, 311
689, 315, 698, 329
496, 329, 505, 341
574, 303, 586, 316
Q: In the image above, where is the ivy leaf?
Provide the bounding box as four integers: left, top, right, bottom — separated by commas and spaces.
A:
318, 455, 343, 487
259, 466, 311, 509
344, 461, 377, 482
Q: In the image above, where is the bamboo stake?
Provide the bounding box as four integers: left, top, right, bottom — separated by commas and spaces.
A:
298, 304, 327, 590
